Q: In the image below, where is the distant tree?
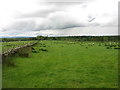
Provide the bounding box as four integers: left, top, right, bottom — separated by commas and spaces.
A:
52, 37, 57, 40
103, 37, 108, 42
36, 36, 44, 40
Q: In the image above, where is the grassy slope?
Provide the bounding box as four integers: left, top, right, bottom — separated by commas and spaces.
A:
3, 40, 118, 88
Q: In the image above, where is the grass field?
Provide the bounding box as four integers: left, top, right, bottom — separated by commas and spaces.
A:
3, 40, 118, 88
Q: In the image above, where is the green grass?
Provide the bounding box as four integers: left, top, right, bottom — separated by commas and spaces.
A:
3, 40, 118, 88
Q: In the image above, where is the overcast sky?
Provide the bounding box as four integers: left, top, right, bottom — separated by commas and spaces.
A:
0, 0, 119, 37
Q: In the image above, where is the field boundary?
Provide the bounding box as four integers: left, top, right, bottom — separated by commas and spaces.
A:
1, 41, 38, 59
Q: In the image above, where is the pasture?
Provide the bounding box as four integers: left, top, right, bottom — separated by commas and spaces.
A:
2, 40, 118, 88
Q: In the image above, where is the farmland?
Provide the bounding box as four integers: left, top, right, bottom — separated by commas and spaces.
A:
2, 40, 118, 88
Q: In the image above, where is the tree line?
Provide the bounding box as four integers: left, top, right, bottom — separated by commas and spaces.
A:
1, 36, 120, 42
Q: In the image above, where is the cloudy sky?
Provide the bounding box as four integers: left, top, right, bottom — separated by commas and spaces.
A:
0, 0, 119, 37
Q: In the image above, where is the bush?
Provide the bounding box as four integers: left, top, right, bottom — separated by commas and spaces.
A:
32, 50, 39, 53
17, 47, 31, 57
3, 56, 16, 67
106, 46, 113, 49
39, 48, 48, 52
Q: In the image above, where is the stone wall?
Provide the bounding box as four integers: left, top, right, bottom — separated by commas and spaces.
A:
1, 42, 38, 62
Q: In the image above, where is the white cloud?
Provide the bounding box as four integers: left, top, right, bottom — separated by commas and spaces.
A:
0, 0, 119, 37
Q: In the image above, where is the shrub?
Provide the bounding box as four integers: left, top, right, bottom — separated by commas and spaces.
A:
106, 47, 112, 49
17, 47, 31, 57
32, 50, 39, 53
3, 56, 16, 67
39, 48, 48, 52
19, 53, 29, 57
